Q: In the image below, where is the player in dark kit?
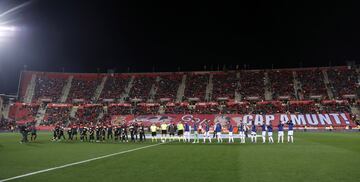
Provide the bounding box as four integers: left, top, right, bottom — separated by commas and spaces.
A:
139, 124, 146, 142
95, 125, 101, 142
19, 125, 29, 143
107, 124, 113, 140
102, 125, 107, 141
30, 124, 37, 141
129, 124, 135, 142
114, 125, 121, 141
67, 126, 72, 140
134, 123, 139, 141
58, 125, 66, 141
121, 124, 128, 142
52, 125, 59, 141
168, 123, 176, 141
71, 124, 78, 140
79, 124, 84, 140
80, 126, 88, 142
89, 126, 95, 142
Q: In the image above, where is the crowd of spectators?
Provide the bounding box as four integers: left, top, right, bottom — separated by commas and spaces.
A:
252, 101, 285, 114
2, 99, 360, 129
222, 102, 251, 114
211, 73, 238, 100
268, 70, 295, 99
8, 104, 39, 122
163, 104, 192, 114
296, 69, 328, 99
184, 73, 209, 100
327, 68, 358, 99
133, 105, 160, 115
19, 67, 360, 104
107, 105, 131, 115
194, 104, 221, 114
100, 76, 130, 100
287, 101, 319, 114
75, 105, 103, 123
43, 106, 71, 125
33, 75, 67, 102
155, 74, 182, 100
5, 67, 360, 129
239, 71, 265, 99
67, 77, 102, 102
129, 76, 155, 100
320, 101, 351, 113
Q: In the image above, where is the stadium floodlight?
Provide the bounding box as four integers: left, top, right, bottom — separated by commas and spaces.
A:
0, 25, 16, 37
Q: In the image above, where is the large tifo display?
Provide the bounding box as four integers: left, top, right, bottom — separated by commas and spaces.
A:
112, 113, 354, 127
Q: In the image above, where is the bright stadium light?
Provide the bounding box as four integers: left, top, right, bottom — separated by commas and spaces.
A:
0, 25, 17, 44
0, 25, 16, 37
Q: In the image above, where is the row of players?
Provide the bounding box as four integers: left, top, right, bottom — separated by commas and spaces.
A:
52, 123, 147, 142
50, 120, 295, 144
149, 120, 294, 143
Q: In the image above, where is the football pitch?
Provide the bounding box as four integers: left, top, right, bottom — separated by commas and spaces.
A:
0, 132, 359, 182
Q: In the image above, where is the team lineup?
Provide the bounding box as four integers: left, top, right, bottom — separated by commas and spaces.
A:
19, 120, 295, 144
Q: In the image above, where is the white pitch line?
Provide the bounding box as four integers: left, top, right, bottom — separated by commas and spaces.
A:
0, 142, 165, 182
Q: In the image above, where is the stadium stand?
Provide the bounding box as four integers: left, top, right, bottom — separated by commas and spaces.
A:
184, 73, 209, 100
33, 73, 68, 102
296, 69, 328, 99
239, 70, 265, 100
2, 66, 358, 128
327, 67, 358, 99
99, 75, 130, 101
154, 74, 182, 101
75, 104, 103, 123
129, 75, 156, 100
43, 105, 71, 125
67, 75, 102, 103
268, 70, 295, 99
211, 72, 238, 100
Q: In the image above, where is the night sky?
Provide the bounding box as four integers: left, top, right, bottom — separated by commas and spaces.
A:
1, 0, 360, 94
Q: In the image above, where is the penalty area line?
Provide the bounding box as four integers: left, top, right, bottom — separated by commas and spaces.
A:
0, 142, 166, 182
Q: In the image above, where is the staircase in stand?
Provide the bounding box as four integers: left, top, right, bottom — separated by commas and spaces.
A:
60, 76, 73, 103
205, 74, 213, 101
148, 76, 160, 102
1, 102, 10, 119
322, 70, 334, 99
293, 71, 303, 100
120, 76, 135, 102
35, 105, 47, 127
176, 74, 187, 102
235, 72, 241, 101
264, 71, 272, 100
70, 106, 78, 119
93, 76, 107, 102
24, 74, 37, 103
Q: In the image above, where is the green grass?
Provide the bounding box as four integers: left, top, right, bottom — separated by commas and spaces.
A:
0, 132, 360, 182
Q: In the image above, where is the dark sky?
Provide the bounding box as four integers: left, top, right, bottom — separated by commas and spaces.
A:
0, 0, 360, 94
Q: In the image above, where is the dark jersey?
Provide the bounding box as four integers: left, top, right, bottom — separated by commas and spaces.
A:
139, 126, 145, 134
89, 128, 94, 135
168, 124, 176, 133
31, 126, 37, 134
107, 126, 113, 133
82, 128, 88, 135
95, 127, 100, 135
